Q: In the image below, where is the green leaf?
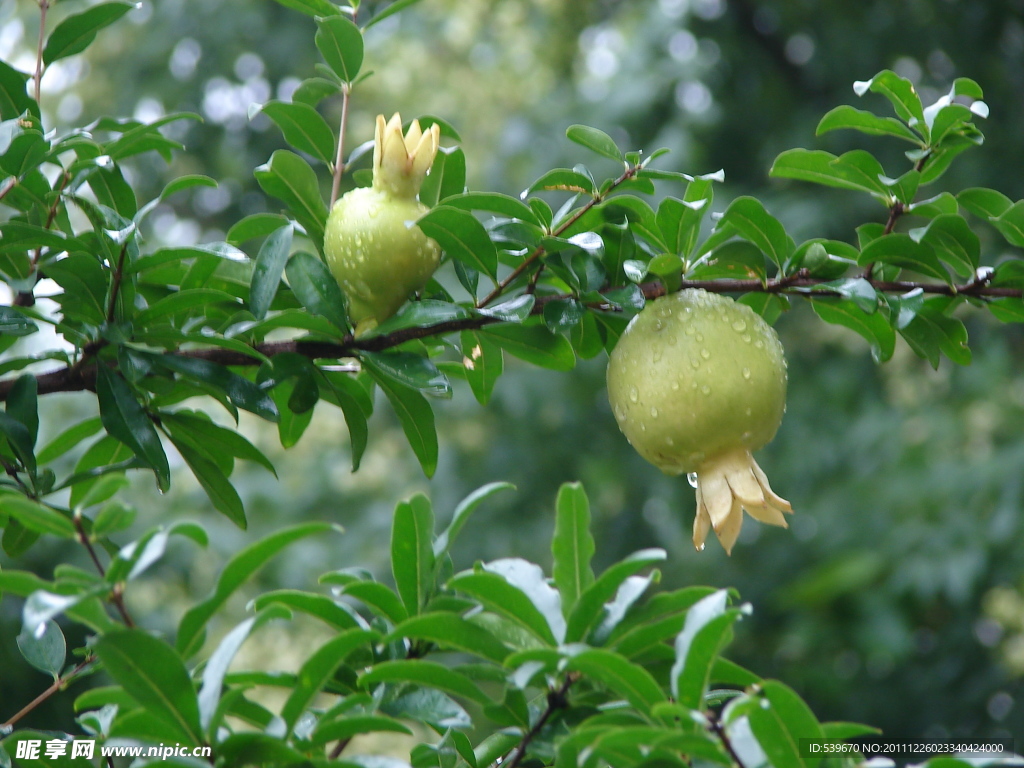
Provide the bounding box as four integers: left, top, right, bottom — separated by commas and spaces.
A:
43, 2, 134, 66
365, 0, 425, 29
259, 101, 336, 166
368, 368, 437, 477
0, 306, 38, 337
460, 329, 503, 406
957, 187, 1012, 220
0, 61, 36, 120
671, 589, 742, 710
334, 579, 408, 624
167, 433, 246, 528
991, 200, 1024, 248
94, 629, 202, 744
392, 493, 435, 616
5, 376, 37, 451
95, 365, 170, 491
417, 206, 498, 280
440, 192, 541, 224
0, 496, 74, 539
92, 500, 135, 536
759, 681, 825, 768
565, 548, 666, 644
527, 168, 596, 196
433, 481, 515, 564
17, 619, 65, 677
226, 213, 292, 246
312, 716, 413, 747
285, 250, 351, 332
566, 124, 623, 161
255, 150, 329, 251
449, 570, 558, 645
161, 411, 276, 476
857, 233, 949, 282
359, 660, 491, 705
769, 149, 887, 198
810, 298, 896, 363
816, 104, 921, 142
176, 522, 338, 657
217, 733, 313, 766
252, 589, 360, 630
317, 371, 370, 471
149, 354, 279, 422
316, 15, 364, 83
552, 482, 596, 616
420, 146, 467, 208
718, 196, 794, 267
360, 351, 452, 398
481, 323, 575, 371
899, 295, 970, 368
474, 294, 535, 323
281, 628, 379, 733
270, 0, 343, 17
134, 288, 241, 325
386, 613, 510, 663
909, 214, 979, 279
564, 648, 666, 715
247, 224, 293, 320
854, 69, 925, 127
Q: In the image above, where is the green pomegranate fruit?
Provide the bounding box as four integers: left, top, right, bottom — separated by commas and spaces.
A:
607, 289, 792, 554
325, 113, 442, 332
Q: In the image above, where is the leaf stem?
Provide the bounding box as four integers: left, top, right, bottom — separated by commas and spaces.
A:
72, 513, 135, 627
329, 84, 352, 210
33, 0, 49, 105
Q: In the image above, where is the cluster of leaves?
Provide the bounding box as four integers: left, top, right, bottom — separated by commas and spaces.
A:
3, 481, 890, 768
1, 0, 1024, 766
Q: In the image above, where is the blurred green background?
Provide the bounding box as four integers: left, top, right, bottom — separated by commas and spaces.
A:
2, 0, 1024, 743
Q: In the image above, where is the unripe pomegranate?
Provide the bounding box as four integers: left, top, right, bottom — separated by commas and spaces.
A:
607, 289, 792, 554
325, 113, 442, 332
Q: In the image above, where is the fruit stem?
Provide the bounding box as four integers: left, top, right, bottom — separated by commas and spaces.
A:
330, 83, 352, 210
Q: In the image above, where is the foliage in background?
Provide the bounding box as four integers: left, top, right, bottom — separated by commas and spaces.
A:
0, 0, 1023, 762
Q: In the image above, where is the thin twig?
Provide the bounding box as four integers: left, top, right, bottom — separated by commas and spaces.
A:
500, 673, 578, 768
329, 84, 351, 210
105, 241, 131, 323
72, 514, 135, 627
707, 711, 747, 768
476, 165, 640, 308
33, 0, 49, 104
2, 656, 94, 728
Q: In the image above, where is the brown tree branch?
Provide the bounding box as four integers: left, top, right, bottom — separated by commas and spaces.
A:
1, 274, 1020, 403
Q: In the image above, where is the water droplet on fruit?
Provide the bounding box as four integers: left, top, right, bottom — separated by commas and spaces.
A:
696, 332, 704, 342
754, 340, 764, 349
629, 387, 639, 403
687, 472, 699, 488
639, 421, 647, 432
700, 348, 711, 360
653, 319, 664, 331
652, 348, 663, 362
665, 436, 674, 446
690, 358, 700, 369
701, 385, 711, 395
742, 430, 752, 442
367, 205, 379, 218
650, 406, 659, 417
742, 334, 752, 343
742, 367, 751, 380
671, 381, 680, 391
684, 325, 697, 336
659, 306, 672, 318
667, 335, 677, 346
732, 319, 747, 332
